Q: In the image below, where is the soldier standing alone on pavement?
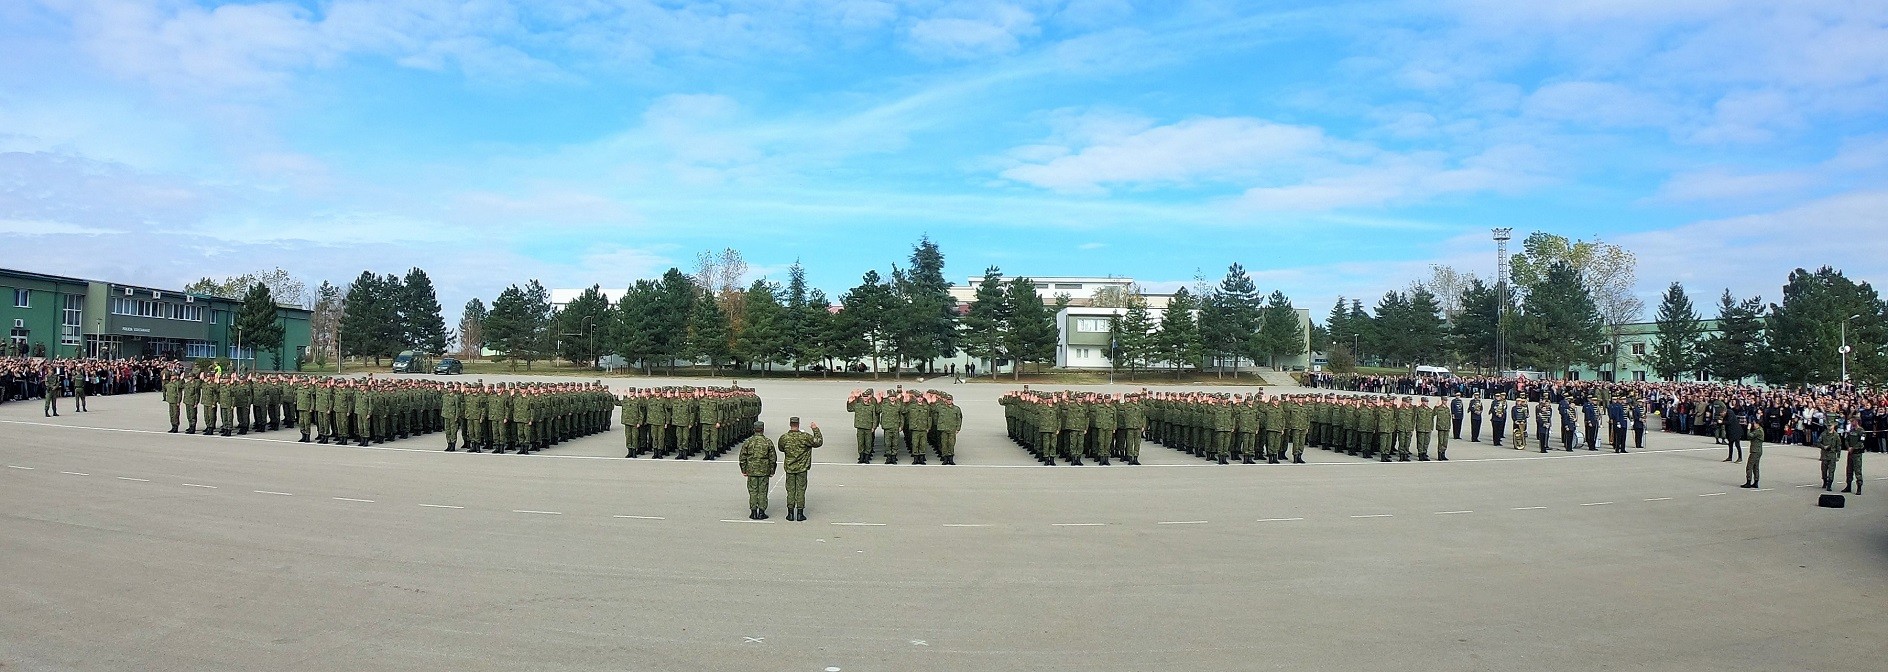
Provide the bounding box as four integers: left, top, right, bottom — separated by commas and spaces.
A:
776, 417, 823, 522
739, 422, 775, 520
1842, 412, 1865, 495
1740, 418, 1764, 489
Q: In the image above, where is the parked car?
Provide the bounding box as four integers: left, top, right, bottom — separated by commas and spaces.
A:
434, 357, 463, 375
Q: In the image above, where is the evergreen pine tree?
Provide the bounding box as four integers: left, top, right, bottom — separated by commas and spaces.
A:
1649, 281, 1703, 381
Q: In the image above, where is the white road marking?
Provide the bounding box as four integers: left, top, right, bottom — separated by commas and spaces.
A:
720, 519, 774, 524
1753, 488, 1773, 492
181, 483, 216, 489
910, 640, 929, 646
254, 490, 293, 496
1257, 517, 1305, 522
1698, 492, 1725, 497
1051, 523, 1106, 527
831, 522, 886, 526
1644, 497, 1673, 501
332, 497, 375, 503
1512, 506, 1547, 510
827, 667, 842, 671
59, 471, 89, 476
1795, 484, 1818, 488
1581, 502, 1614, 507
613, 515, 665, 520
1156, 520, 1209, 525
942, 524, 988, 527
1434, 510, 1473, 515
742, 637, 764, 644
1350, 514, 1394, 519
512, 510, 562, 515
115, 477, 150, 482
5, 465, 32, 470
419, 504, 464, 509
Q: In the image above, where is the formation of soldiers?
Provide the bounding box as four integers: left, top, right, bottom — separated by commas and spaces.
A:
615, 386, 763, 459
998, 389, 1147, 466
438, 380, 616, 453
1441, 390, 1649, 454
1141, 391, 1322, 464
161, 374, 617, 453
161, 372, 305, 436
844, 388, 965, 465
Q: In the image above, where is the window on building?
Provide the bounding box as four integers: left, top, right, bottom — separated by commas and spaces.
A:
61, 294, 83, 346
186, 341, 217, 359
1634, 370, 1647, 381
1074, 348, 1092, 359
1600, 343, 1614, 355
1631, 343, 1646, 356
1566, 370, 1581, 381
1695, 371, 1710, 382
12, 289, 27, 308
1054, 283, 1082, 290
210, 311, 218, 324
228, 345, 253, 361
1073, 317, 1110, 333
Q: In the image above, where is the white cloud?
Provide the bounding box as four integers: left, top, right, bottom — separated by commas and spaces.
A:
1652, 168, 1815, 202
1617, 189, 1888, 300
0, 218, 109, 235
905, 3, 1039, 60
999, 117, 1330, 193
1522, 81, 1681, 128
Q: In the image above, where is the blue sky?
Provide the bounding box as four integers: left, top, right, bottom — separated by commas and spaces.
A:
3, 1, 1886, 320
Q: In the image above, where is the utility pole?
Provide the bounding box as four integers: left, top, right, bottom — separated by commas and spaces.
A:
1842, 313, 1860, 382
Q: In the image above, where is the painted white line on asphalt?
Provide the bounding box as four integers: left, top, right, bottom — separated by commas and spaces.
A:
1753, 488, 1773, 492
419, 504, 463, 509
1051, 523, 1106, 527
1434, 510, 1473, 515
613, 515, 665, 520
1350, 514, 1394, 519
1644, 497, 1673, 501
831, 522, 886, 526
942, 524, 987, 527
5, 465, 32, 470
1796, 484, 1818, 488
720, 519, 774, 524
181, 483, 216, 489
512, 509, 562, 515
1512, 506, 1547, 510
1257, 517, 1305, 522
1698, 492, 1725, 497
1581, 502, 1614, 507
116, 477, 149, 482
332, 497, 375, 503
254, 490, 292, 496
59, 471, 89, 476
1157, 520, 1209, 525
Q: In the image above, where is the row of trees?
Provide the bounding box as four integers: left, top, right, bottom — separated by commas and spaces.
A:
1318, 229, 1886, 385
333, 269, 449, 366
1649, 267, 1887, 385
451, 238, 1008, 376
1094, 264, 1306, 379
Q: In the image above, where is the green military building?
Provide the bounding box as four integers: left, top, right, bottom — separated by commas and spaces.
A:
1, 267, 312, 371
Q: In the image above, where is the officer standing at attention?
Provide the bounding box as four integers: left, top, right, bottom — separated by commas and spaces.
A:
1740, 418, 1764, 489
162, 369, 184, 433
1535, 398, 1553, 453
1450, 393, 1464, 440
182, 372, 203, 434
1468, 392, 1485, 442
295, 379, 316, 443
1818, 416, 1843, 491
1489, 393, 1507, 447
1842, 412, 1865, 495
739, 421, 775, 520
776, 417, 823, 521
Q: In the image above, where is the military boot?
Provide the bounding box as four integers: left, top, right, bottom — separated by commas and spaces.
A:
446, 442, 457, 452
1217, 454, 1228, 465
170, 424, 179, 433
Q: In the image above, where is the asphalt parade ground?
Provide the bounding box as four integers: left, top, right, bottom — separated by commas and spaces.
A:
4, 374, 1886, 671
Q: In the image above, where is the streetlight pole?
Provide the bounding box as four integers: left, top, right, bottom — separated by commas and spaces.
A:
1841, 313, 1860, 382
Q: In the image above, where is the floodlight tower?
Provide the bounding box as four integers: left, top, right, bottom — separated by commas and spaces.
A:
1492, 227, 1513, 374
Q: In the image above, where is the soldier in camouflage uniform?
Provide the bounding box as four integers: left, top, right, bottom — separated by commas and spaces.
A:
738, 421, 775, 520
775, 417, 822, 521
